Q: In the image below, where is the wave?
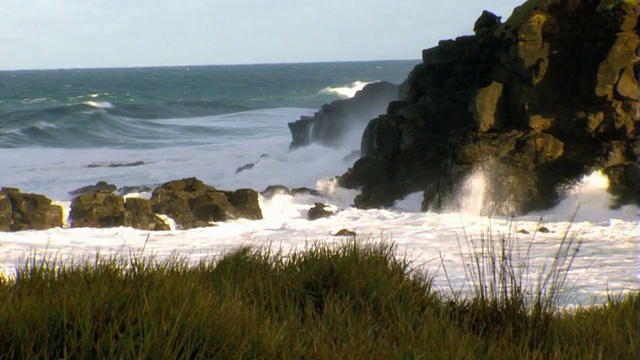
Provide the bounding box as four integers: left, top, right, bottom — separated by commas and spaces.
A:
0, 107, 313, 149
320, 81, 373, 98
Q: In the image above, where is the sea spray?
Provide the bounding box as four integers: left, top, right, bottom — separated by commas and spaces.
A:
320, 80, 372, 98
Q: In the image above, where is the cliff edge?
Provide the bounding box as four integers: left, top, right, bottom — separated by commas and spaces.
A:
338, 0, 638, 214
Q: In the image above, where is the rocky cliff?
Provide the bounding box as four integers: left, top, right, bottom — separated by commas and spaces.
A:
339, 0, 639, 214
288, 81, 400, 149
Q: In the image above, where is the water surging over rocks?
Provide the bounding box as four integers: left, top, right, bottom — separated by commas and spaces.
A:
288, 81, 400, 149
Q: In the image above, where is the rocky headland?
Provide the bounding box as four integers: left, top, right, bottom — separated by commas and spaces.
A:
288, 81, 400, 149
334, 0, 639, 214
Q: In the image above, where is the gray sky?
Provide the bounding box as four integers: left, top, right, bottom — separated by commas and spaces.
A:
1, 1, 523, 70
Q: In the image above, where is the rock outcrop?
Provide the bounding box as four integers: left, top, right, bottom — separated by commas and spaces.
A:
288, 81, 400, 149
2, 178, 265, 232
150, 177, 263, 230
69, 181, 118, 196
339, 0, 639, 214
70, 190, 170, 231
308, 203, 335, 220
0, 188, 63, 231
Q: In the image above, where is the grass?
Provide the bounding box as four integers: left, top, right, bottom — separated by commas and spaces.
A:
0, 235, 636, 359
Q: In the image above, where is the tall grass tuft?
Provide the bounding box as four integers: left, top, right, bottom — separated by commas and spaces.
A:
442, 217, 584, 350
0, 236, 636, 358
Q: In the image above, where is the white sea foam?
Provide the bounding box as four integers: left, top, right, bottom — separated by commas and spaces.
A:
321, 80, 372, 98
83, 101, 114, 109
0, 108, 636, 306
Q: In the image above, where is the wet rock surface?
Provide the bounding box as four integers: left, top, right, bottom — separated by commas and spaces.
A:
0, 188, 63, 231
338, 1, 639, 214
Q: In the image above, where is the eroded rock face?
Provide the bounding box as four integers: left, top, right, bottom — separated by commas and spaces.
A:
150, 177, 262, 229
339, 1, 639, 214
288, 81, 400, 149
70, 191, 169, 230
123, 198, 171, 231
70, 190, 126, 228
0, 188, 63, 231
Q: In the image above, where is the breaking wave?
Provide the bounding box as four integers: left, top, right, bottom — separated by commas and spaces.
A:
320, 81, 373, 98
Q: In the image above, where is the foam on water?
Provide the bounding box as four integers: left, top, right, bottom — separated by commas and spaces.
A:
0, 127, 636, 306
82, 101, 114, 109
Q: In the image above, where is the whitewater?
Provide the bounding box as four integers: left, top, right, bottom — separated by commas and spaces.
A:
0, 62, 637, 307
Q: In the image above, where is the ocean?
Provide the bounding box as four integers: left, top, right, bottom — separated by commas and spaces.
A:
0, 61, 637, 306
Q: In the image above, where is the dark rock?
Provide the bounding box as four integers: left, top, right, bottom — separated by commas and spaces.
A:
70, 190, 126, 228
70, 190, 171, 230
86, 161, 146, 168
235, 154, 270, 174
124, 198, 170, 231
537, 226, 550, 233
150, 177, 263, 229
603, 163, 639, 207
235, 162, 255, 174
288, 81, 401, 149
0, 191, 12, 231
69, 181, 117, 196
308, 203, 334, 220
291, 187, 322, 197
261, 185, 291, 198
334, 228, 357, 237
338, 1, 639, 214
226, 189, 263, 220
474, 10, 501, 36
1, 188, 63, 231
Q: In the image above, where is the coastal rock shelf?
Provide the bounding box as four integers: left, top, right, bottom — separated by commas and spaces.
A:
336, 0, 639, 214
0, 178, 264, 232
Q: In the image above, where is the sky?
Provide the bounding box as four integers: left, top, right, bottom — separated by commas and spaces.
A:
1, 1, 524, 70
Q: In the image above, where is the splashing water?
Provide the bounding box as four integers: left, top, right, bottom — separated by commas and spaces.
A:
320, 80, 372, 98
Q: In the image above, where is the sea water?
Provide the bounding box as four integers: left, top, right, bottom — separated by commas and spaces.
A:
0, 61, 637, 306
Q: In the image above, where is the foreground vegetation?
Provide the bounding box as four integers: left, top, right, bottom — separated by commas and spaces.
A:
0, 238, 636, 359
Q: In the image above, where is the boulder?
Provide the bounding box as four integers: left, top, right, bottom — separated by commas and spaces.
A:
338, 0, 639, 214
70, 190, 126, 228
334, 228, 357, 237
1, 188, 63, 231
308, 203, 334, 220
69, 181, 117, 196
0, 191, 12, 232
150, 178, 263, 229
261, 185, 291, 198
226, 188, 263, 220
124, 198, 171, 231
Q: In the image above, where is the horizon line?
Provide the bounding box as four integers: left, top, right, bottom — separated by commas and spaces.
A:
0, 58, 422, 73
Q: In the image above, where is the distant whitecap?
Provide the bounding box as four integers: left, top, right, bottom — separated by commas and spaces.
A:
82, 101, 114, 109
